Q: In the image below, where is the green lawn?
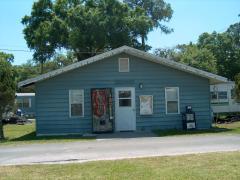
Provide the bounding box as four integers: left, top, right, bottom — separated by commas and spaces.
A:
0, 151, 240, 180
0, 122, 94, 146
155, 121, 240, 137
1, 121, 240, 146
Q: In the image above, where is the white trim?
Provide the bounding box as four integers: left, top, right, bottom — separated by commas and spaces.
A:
18, 46, 228, 87
165, 87, 180, 115
118, 58, 129, 72
69, 89, 84, 118
16, 93, 35, 97
115, 87, 136, 131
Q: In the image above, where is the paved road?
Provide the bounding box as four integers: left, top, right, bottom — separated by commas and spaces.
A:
1, 134, 240, 166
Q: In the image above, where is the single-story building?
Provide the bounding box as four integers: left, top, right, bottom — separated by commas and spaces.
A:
18, 46, 227, 136
15, 93, 35, 117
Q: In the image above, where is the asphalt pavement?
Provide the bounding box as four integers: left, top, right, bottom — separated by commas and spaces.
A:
1, 134, 240, 166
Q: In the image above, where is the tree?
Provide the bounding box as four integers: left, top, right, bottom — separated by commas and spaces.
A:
15, 60, 40, 82
22, 0, 162, 72
41, 51, 77, 72
174, 44, 217, 73
0, 52, 16, 139
154, 47, 175, 59
155, 44, 217, 73
22, 0, 60, 74
15, 51, 77, 93
198, 30, 240, 80
235, 73, 240, 101
124, 0, 173, 49
0, 52, 14, 63
155, 19, 240, 79
227, 22, 240, 48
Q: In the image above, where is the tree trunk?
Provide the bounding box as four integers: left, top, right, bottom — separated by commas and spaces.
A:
40, 62, 44, 74
0, 112, 4, 140
141, 34, 145, 51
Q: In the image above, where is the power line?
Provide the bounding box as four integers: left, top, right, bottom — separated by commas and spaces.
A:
0, 48, 32, 52
0, 48, 105, 54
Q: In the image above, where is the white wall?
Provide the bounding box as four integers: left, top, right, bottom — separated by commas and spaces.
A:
210, 81, 240, 113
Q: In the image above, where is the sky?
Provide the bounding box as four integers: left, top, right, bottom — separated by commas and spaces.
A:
0, 0, 239, 65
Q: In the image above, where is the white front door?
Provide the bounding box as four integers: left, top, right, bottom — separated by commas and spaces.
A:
115, 87, 136, 131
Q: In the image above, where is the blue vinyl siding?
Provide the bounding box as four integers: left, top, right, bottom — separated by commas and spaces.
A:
35, 53, 211, 135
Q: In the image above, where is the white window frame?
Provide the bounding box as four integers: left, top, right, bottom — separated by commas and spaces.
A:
118, 58, 129, 72
69, 89, 84, 118
165, 87, 180, 115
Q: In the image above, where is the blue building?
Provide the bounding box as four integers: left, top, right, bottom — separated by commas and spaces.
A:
18, 46, 227, 136
15, 93, 35, 117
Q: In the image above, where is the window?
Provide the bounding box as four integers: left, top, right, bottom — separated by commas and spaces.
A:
69, 90, 84, 117
165, 87, 179, 114
211, 91, 228, 100
23, 98, 31, 108
211, 92, 217, 100
119, 58, 129, 72
218, 91, 227, 99
16, 98, 31, 109
118, 90, 131, 107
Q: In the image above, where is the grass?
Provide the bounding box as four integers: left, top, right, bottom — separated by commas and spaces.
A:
155, 121, 240, 137
0, 122, 94, 146
0, 151, 240, 180
1, 121, 240, 146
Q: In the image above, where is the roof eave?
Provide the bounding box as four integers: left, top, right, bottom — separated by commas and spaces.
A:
18, 45, 228, 87
124, 47, 228, 84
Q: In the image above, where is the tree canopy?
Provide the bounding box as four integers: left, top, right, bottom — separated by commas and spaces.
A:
22, 0, 173, 73
155, 19, 240, 80
235, 73, 240, 101
197, 31, 240, 80
155, 43, 217, 73
124, 0, 173, 49
0, 52, 16, 139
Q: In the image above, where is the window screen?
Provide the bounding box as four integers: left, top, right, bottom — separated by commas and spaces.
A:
165, 87, 179, 114
218, 91, 227, 99
211, 92, 218, 100
118, 90, 131, 107
69, 90, 84, 117
16, 98, 31, 108
119, 58, 129, 72
23, 98, 31, 108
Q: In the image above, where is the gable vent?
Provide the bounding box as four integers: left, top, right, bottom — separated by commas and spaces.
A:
119, 58, 129, 72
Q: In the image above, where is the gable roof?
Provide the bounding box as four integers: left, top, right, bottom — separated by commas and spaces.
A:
18, 45, 227, 87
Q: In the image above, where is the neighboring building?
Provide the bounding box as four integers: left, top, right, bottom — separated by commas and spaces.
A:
210, 81, 240, 113
18, 46, 227, 136
15, 93, 35, 117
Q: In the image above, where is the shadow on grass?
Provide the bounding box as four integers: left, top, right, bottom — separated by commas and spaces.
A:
154, 126, 234, 137
1, 131, 95, 144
